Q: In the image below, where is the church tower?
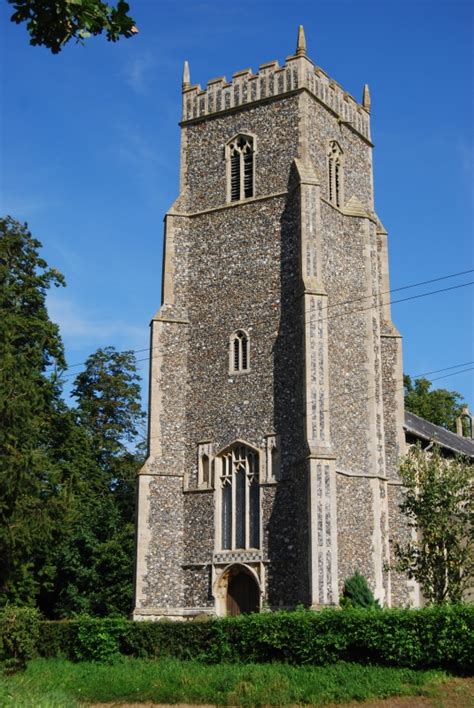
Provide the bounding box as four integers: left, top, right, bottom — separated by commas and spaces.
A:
134, 28, 416, 619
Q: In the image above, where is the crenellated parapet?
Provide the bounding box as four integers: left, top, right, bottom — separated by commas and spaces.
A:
181, 31, 371, 142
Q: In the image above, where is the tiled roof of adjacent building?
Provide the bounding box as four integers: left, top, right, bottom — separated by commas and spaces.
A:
404, 411, 474, 459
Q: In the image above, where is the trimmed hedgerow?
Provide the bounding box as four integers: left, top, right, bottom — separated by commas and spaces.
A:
37, 605, 473, 673
0, 606, 40, 672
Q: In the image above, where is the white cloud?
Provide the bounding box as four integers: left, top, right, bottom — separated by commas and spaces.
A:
47, 293, 147, 349
124, 53, 155, 95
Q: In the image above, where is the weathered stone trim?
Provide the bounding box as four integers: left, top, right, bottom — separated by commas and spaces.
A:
181, 86, 373, 145
320, 195, 379, 225
213, 552, 264, 563
183, 487, 214, 494
133, 607, 215, 620
168, 190, 288, 218
336, 468, 388, 481
134, 474, 152, 609
152, 316, 190, 325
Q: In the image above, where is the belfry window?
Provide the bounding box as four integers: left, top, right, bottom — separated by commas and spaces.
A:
220, 445, 260, 550
327, 140, 344, 208
230, 330, 250, 373
227, 135, 255, 202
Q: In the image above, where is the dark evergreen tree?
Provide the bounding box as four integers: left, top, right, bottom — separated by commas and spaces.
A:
340, 571, 380, 609
46, 347, 145, 617
0, 216, 67, 606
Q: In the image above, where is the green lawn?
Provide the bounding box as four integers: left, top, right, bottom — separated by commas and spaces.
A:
0, 657, 449, 706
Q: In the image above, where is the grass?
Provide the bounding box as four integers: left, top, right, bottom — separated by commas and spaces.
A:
0, 657, 449, 707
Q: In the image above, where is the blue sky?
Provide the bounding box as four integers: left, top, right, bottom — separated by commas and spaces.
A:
1, 0, 473, 408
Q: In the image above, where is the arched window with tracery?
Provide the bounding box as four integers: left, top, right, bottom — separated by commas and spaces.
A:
327, 140, 344, 208
220, 444, 260, 550
227, 135, 255, 202
230, 330, 249, 373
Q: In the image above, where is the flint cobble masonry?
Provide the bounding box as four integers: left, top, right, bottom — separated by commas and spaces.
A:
134, 28, 414, 619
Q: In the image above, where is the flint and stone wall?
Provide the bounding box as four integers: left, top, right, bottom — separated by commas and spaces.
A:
134, 47, 413, 619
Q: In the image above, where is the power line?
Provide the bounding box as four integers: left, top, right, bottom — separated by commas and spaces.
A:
52, 275, 473, 377
323, 268, 474, 313
303, 281, 473, 326
140, 365, 474, 444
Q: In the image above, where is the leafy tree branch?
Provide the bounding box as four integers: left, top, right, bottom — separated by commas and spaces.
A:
8, 0, 137, 54
394, 445, 473, 604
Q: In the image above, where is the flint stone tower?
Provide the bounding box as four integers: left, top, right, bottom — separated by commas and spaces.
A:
134, 28, 417, 619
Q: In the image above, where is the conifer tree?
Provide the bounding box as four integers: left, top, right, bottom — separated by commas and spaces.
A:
46, 347, 145, 617
0, 216, 67, 605
340, 570, 380, 608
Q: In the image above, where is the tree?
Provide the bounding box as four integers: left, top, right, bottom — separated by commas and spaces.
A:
71, 346, 145, 475
394, 445, 473, 604
45, 346, 145, 617
340, 570, 380, 609
404, 375, 466, 432
0, 216, 67, 605
8, 0, 137, 54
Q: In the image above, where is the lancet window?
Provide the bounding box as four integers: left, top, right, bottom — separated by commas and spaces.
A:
227, 135, 255, 202
220, 445, 260, 550
327, 140, 344, 208
230, 330, 250, 373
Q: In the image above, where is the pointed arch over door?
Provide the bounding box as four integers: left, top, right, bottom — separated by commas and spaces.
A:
227, 571, 260, 615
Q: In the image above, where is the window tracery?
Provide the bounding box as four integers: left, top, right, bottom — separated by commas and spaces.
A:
220, 444, 260, 550
227, 135, 255, 202
230, 330, 250, 373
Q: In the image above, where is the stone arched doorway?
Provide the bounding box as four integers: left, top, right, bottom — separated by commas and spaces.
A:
214, 563, 261, 616
227, 571, 259, 615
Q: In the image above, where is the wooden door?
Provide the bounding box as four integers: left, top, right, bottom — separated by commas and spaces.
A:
226, 572, 259, 616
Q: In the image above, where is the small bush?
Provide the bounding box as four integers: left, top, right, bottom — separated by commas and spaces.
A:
0, 605, 40, 672
73, 616, 127, 663
341, 571, 380, 609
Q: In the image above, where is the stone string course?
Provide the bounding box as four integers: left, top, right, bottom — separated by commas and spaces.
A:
134, 36, 414, 620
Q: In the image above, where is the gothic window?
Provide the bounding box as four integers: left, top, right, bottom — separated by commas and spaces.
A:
220, 445, 260, 550
230, 330, 250, 373
327, 140, 344, 208
227, 135, 255, 202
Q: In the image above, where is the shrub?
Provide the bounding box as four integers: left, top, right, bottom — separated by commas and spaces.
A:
0, 605, 40, 672
73, 616, 131, 663
341, 571, 380, 609
37, 605, 474, 673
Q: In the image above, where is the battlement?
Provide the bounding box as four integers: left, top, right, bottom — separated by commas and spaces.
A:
181, 29, 371, 142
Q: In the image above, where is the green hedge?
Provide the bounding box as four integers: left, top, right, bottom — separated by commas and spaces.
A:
35, 605, 474, 673
0, 606, 40, 671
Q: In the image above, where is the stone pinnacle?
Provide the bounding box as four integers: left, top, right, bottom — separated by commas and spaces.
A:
362, 83, 371, 113
296, 25, 307, 56
182, 60, 191, 89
